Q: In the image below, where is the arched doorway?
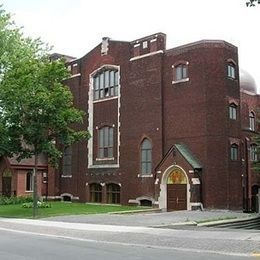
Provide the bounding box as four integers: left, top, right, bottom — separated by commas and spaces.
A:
167, 168, 188, 211
158, 165, 190, 211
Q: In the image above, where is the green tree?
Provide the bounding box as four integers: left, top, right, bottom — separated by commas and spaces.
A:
0, 8, 89, 217
246, 0, 260, 7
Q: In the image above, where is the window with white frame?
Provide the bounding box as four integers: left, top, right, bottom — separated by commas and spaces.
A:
93, 69, 118, 100
249, 112, 255, 131
26, 171, 33, 191
140, 138, 152, 175
98, 126, 114, 158
229, 103, 237, 120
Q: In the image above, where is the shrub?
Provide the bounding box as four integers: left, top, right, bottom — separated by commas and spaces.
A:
22, 201, 51, 208
0, 195, 33, 205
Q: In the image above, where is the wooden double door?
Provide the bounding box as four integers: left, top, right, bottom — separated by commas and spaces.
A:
167, 184, 187, 211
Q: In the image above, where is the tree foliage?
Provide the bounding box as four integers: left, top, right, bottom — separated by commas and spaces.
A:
246, 0, 260, 7
0, 7, 89, 167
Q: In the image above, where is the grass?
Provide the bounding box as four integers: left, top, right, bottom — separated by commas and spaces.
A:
0, 201, 150, 219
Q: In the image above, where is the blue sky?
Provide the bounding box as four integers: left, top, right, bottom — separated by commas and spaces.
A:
1, 0, 259, 91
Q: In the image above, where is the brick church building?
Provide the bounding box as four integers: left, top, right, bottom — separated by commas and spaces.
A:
1, 33, 260, 211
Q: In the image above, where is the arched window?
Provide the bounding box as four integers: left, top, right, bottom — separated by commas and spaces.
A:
230, 144, 238, 161
250, 144, 257, 162
98, 126, 114, 158
229, 103, 237, 120
107, 183, 120, 204
249, 112, 255, 131
90, 183, 102, 203
140, 139, 152, 175
227, 61, 236, 79
93, 69, 119, 100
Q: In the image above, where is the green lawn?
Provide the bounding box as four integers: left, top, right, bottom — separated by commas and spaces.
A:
0, 202, 149, 219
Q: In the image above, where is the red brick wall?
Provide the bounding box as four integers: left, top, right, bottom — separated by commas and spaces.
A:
59, 34, 260, 210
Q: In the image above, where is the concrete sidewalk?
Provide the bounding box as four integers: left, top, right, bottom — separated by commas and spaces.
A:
44, 210, 255, 227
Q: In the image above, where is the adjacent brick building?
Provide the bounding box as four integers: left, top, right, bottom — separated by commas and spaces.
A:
1, 33, 259, 211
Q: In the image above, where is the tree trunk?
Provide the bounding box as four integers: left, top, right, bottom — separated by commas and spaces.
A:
32, 152, 38, 218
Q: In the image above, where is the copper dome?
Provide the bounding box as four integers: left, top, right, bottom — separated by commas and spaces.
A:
240, 69, 257, 94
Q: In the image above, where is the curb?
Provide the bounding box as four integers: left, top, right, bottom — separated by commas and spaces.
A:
109, 208, 161, 215
197, 215, 259, 227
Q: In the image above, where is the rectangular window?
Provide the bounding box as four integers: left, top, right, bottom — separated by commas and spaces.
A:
98, 127, 113, 158
142, 41, 148, 49
174, 63, 188, 82
176, 66, 183, 81
227, 64, 235, 79
109, 71, 115, 87
94, 76, 100, 100
250, 145, 257, 161
140, 139, 152, 175
230, 145, 238, 161
229, 105, 237, 120
63, 146, 72, 176
93, 69, 119, 101
26, 172, 33, 191
90, 184, 102, 203
249, 113, 255, 131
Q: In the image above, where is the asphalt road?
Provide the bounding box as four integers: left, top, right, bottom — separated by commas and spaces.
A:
0, 217, 259, 259
0, 229, 252, 260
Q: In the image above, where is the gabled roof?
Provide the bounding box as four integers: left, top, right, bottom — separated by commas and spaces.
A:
155, 143, 202, 171
8, 154, 48, 169
174, 143, 202, 169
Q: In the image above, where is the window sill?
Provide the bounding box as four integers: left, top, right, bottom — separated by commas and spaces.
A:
137, 174, 153, 178
88, 164, 119, 169
25, 190, 33, 193
93, 96, 118, 103
96, 157, 115, 161
227, 76, 237, 81
61, 175, 72, 178
172, 78, 189, 84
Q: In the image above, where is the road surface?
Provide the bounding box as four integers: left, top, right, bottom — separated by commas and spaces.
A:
0, 217, 259, 259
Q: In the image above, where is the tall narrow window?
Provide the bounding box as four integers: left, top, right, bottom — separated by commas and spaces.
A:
93, 69, 119, 100
26, 172, 33, 191
229, 103, 237, 120
62, 146, 72, 176
227, 62, 236, 79
230, 144, 238, 161
249, 112, 255, 131
98, 126, 113, 158
250, 144, 257, 162
140, 139, 152, 175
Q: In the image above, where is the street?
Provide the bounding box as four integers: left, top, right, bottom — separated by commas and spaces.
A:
0, 229, 252, 260
0, 216, 259, 259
